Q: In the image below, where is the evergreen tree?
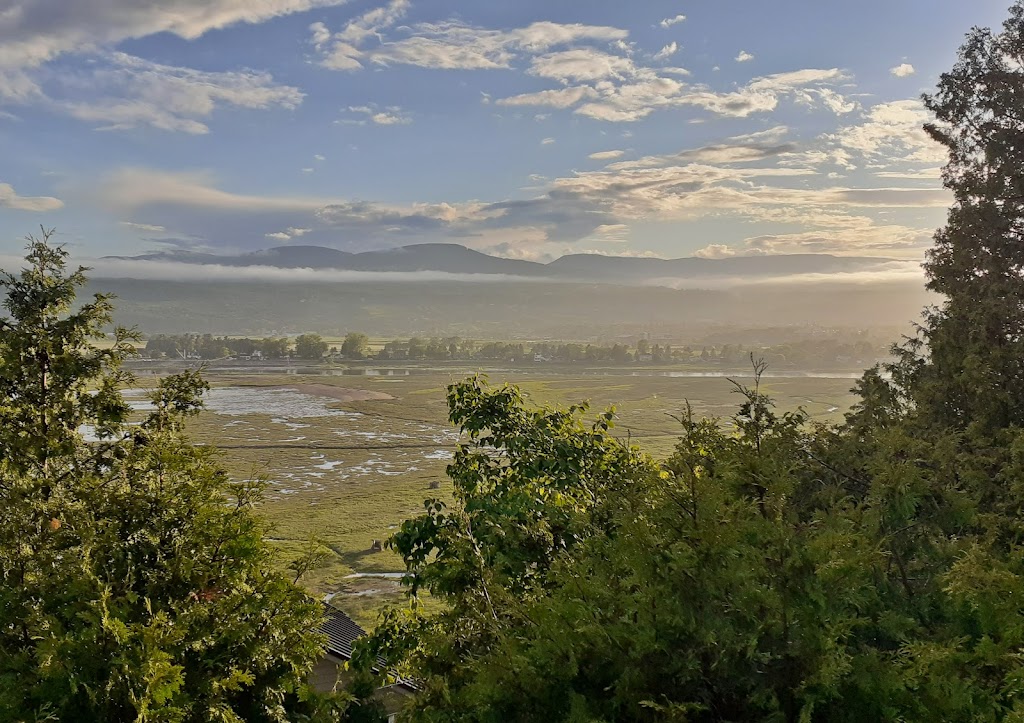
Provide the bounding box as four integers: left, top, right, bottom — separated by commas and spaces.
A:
895, 3, 1024, 431
0, 232, 325, 721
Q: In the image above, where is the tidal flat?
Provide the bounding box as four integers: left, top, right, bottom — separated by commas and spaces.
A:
145, 366, 861, 626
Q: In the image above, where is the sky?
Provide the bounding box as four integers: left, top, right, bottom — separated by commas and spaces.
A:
0, 0, 1013, 262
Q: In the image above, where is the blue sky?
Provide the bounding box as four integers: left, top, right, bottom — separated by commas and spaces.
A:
0, 0, 1011, 261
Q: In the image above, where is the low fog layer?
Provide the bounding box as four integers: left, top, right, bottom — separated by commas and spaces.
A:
82, 276, 933, 339
57, 256, 923, 289
0, 247, 932, 338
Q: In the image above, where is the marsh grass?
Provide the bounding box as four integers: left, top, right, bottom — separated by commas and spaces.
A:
168, 369, 858, 627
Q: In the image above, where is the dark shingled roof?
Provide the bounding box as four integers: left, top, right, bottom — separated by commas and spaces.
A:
319, 602, 418, 691
320, 602, 367, 660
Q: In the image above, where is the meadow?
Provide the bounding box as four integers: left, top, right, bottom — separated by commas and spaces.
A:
132, 363, 863, 626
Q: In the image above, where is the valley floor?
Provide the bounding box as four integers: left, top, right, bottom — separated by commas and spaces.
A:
128, 361, 862, 627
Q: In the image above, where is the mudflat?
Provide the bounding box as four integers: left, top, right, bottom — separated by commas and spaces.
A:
279, 383, 395, 402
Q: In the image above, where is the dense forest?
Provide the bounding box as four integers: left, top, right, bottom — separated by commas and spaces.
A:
3, 4, 1024, 722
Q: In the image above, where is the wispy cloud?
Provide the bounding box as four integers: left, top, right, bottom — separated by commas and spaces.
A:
658, 15, 686, 29
55, 52, 302, 134
313, 4, 628, 73
0, 181, 63, 211
0, 0, 351, 74
653, 42, 678, 61
340, 104, 412, 125
735, 50, 755, 63
91, 96, 949, 260
120, 221, 166, 233
830, 99, 945, 166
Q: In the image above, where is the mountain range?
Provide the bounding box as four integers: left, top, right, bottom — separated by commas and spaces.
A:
103, 243, 896, 283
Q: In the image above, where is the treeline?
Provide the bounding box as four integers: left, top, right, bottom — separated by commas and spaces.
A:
143, 332, 330, 360
143, 332, 885, 368
144, 333, 291, 359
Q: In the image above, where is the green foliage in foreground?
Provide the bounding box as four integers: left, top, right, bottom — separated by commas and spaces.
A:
0, 234, 332, 721
356, 373, 903, 720
354, 7, 1024, 720
360, 368, 1024, 721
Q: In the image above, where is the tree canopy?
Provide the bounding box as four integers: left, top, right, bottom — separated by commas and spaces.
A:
0, 232, 327, 722
296, 334, 329, 360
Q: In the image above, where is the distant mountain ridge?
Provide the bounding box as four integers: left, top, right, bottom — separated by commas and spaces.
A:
104, 243, 896, 282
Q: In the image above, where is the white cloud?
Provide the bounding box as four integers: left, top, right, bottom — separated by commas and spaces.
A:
266, 226, 311, 240
0, 181, 62, 211
541, 137, 556, 145
314, 154, 326, 161
735, 50, 755, 63
806, 88, 858, 115
501, 65, 849, 122
343, 104, 412, 125
875, 167, 942, 179
694, 244, 737, 259
747, 68, 847, 90
675, 68, 849, 118
659, 15, 686, 28
86, 91, 952, 260
0, 4, 312, 128
308, 21, 331, 49
587, 223, 630, 241
57, 52, 302, 134
614, 126, 796, 166
653, 42, 678, 61
94, 168, 330, 212
696, 213, 936, 257
831, 99, 945, 165
120, 221, 166, 233
315, 9, 629, 73
497, 86, 599, 109
375, 21, 629, 70
0, 0, 350, 74
742, 224, 933, 255
318, 0, 409, 70
90, 167, 556, 251
575, 74, 689, 121
890, 63, 916, 77
529, 48, 638, 83
371, 111, 411, 125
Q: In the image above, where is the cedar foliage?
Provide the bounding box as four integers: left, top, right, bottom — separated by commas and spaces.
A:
0, 231, 326, 722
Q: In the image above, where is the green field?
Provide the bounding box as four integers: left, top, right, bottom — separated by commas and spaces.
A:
136, 364, 862, 627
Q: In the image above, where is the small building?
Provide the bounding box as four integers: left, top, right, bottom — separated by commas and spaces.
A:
311, 603, 416, 722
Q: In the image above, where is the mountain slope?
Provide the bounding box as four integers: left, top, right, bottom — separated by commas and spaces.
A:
103, 243, 897, 283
